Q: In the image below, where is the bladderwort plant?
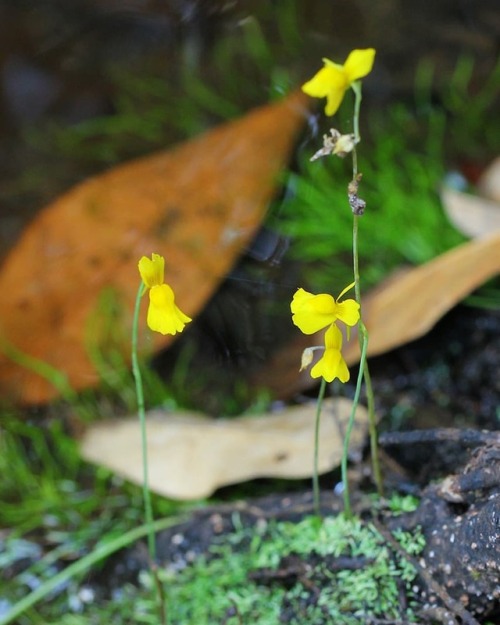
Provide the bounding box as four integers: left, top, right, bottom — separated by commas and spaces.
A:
131, 252, 192, 624
291, 49, 383, 517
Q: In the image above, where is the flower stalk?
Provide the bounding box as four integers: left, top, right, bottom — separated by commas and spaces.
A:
131, 252, 191, 624
312, 377, 327, 516
350, 85, 383, 499
131, 282, 156, 561
295, 48, 382, 515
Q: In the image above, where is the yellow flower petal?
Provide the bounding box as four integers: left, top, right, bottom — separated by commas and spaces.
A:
301, 49, 376, 117
325, 321, 343, 350
291, 286, 360, 333
311, 350, 349, 382
335, 299, 360, 327
324, 87, 347, 117
343, 48, 376, 83
302, 59, 348, 117
310, 324, 350, 383
147, 284, 191, 335
302, 61, 346, 97
138, 253, 165, 289
291, 288, 338, 334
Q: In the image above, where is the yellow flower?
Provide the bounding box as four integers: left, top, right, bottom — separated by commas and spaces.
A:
138, 253, 192, 335
311, 323, 350, 383
291, 283, 360, 335
302, 48, 376, 116
139, 252, 165, 289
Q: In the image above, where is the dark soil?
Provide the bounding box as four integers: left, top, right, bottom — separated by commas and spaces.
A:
370, 305, 500, 431
368, 305, 500, 484
91, 435, 500, 624
87, 301, 500, 623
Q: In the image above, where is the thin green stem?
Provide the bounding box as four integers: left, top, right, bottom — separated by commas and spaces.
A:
313, 377, 327, 517
131, 283, 156, 561
351, 81, 362, 172
352, 215, 361, 302
350, 81, 384, 498
352, 82, 362, 143
360, 346, 383, 495
353, 218, 383, 496
341, 333, 368, 518
132, 283, 168, 624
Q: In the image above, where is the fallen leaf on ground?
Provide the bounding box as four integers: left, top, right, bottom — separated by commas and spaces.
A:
343, 232, 500, 363
251, 233, 500, 398
0, 91, 308, 405
80, 398, 368, 499
441, 187, 500, 238
441, 156, 500, 238
477, 156, 500, 203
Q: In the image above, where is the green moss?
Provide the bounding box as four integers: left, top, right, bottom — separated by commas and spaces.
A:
7, 512, 425, 625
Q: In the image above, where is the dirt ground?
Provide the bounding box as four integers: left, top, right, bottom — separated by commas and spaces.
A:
90, 305, 500, 623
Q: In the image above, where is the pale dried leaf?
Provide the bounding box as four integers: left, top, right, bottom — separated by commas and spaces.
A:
441, 186, 500, 238
478, 156, 500, 203
80, 398, 368, 499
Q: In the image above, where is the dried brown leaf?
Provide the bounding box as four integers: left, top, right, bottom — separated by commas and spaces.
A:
441, 187, 500, 238
0, 92, 308, 405
343, 233, 500, 363
477, 156, 500, 203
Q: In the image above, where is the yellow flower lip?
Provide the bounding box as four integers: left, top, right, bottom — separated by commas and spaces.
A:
138, 253, 192, 336
301, 48, 376, 116
147, 284, 191, 336
310, 323, 350, 383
